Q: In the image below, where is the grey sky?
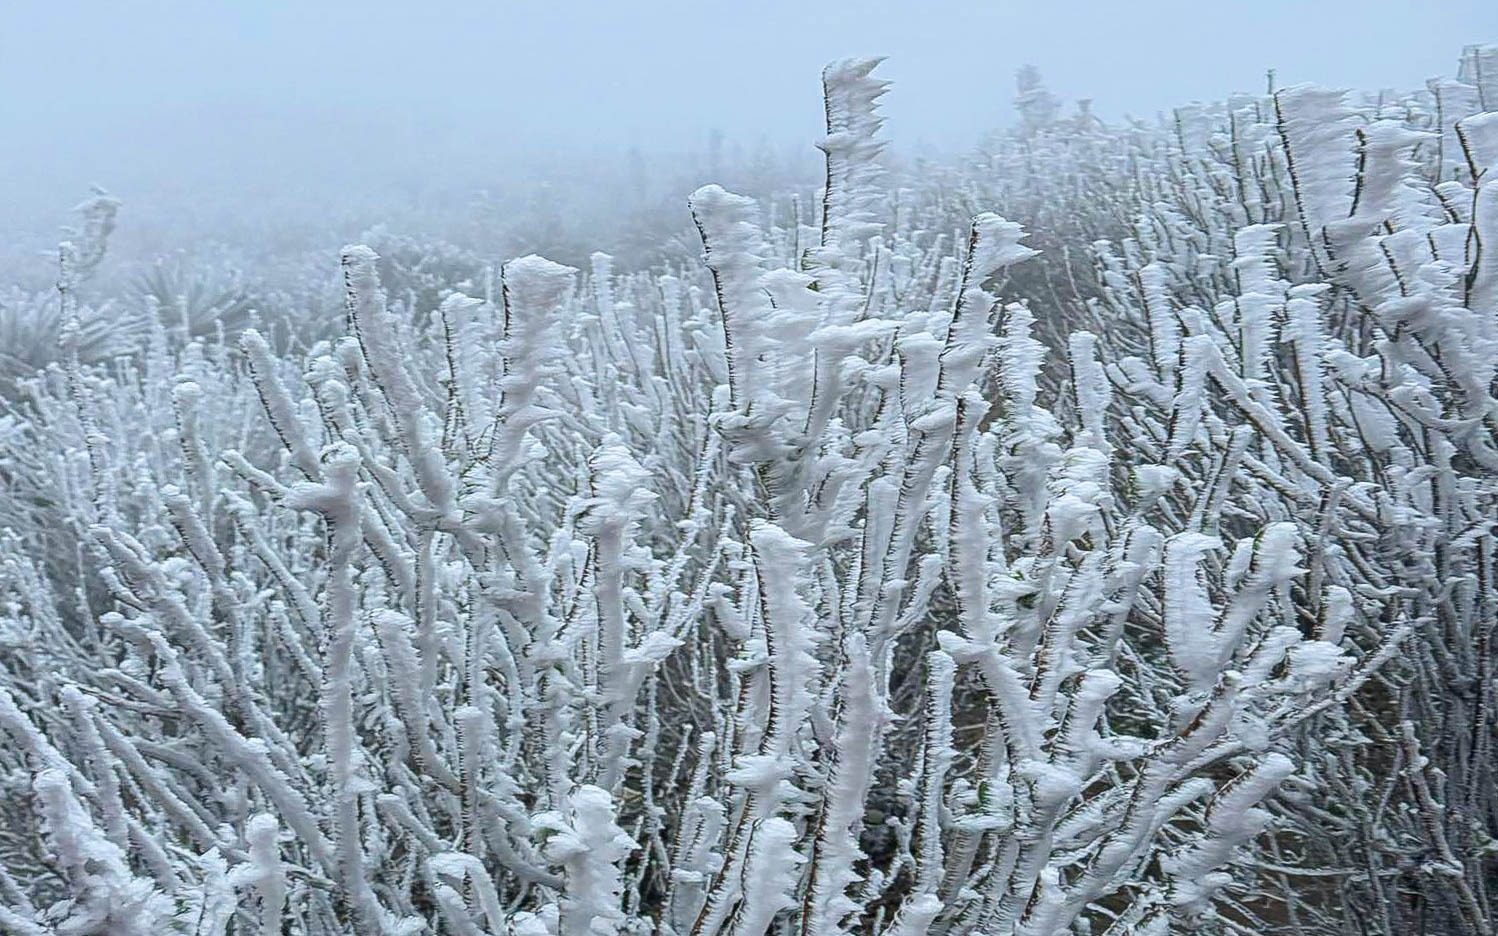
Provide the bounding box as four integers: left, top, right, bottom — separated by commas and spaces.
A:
2, 1, 1494, 248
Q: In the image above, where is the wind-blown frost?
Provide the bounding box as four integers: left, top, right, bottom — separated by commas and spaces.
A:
0, 47, 1493, 936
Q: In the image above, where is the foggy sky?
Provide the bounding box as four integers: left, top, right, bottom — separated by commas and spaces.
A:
3, 0, 1494, 251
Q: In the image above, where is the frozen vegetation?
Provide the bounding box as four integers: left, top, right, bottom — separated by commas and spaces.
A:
1, 45, 1498, 936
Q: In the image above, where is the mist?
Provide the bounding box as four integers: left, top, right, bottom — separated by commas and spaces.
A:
3, 0, 1492, 261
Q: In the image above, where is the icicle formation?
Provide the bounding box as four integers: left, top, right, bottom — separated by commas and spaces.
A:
818, 57, 889, 253
537, 786, 635, 936
688, 184, 785, 419
1, 47, 1494, 936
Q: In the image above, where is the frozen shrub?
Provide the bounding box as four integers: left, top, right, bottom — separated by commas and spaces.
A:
0, 47, 1495, 936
